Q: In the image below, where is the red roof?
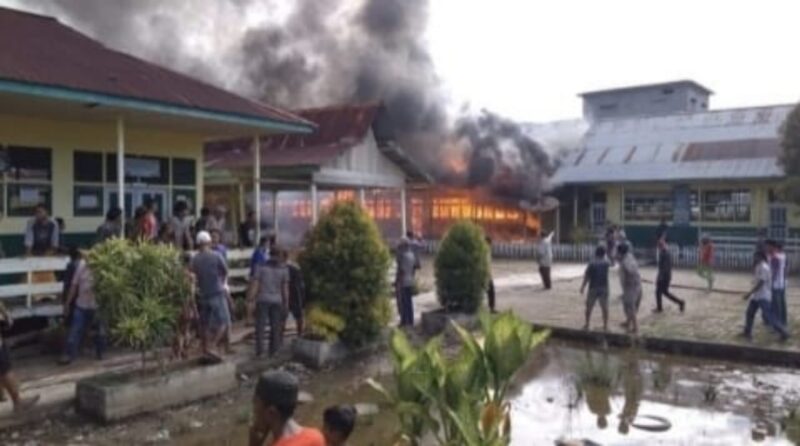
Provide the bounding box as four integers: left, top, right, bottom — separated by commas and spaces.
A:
0, 7, 309, 128
206, 103, 381, 169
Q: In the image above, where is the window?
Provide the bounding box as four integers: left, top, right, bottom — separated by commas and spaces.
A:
8, 184, 51, 216
702, 189, 751, 222
74, 151, 104, 182
172, 158, 196, 186
624, 192, 672, 221
73, 186, 104, 216
106, 155, 169, 184
1, 146, 53, 216
6, 146, 51, 180
662, 87, 675, 95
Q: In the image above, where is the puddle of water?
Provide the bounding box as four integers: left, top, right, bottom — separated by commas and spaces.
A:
171, 342, 800, 446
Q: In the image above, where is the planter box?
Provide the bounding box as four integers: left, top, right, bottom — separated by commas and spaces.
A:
421, 309, 480, 337
292, 338, 350, 369
76, 358, 237, 422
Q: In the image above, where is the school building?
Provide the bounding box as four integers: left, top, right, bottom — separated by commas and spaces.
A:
552, 80, 799, 248
0, 7, 312, 256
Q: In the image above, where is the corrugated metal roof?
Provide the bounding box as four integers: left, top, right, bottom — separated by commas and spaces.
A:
0, 7, 309, 129
580, 79, 713, 97
553, 104, 792, 184
205, 103, 431, 182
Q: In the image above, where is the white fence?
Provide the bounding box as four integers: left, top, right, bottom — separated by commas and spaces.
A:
414, 240, 800, 273
0, 249, 257, 319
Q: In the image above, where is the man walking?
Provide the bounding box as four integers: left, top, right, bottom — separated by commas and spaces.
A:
248, 246, 289, 357
742, 251, 789, 342
697, 235, 715, 291
654, 239, 685, 313
395, 238, 417, 327
617, 244, 642, 334
191, 231, 230, 359
580, 246, 610, 331
536, 231, 554, 290
485, 236, 496, 313
766, 240, 788, 327
59, 255, 106, 364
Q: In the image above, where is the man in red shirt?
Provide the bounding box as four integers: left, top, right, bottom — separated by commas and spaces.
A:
249, 371, 325, 446
697, 235, 715, 291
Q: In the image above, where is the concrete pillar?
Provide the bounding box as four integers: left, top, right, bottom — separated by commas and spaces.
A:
253, 135, 261, 244
359, 188, 366, 207
400, 186, 408, 237
310, 182, 318, 224
572, 185, 578, 228
272, 189, 279, 238
116, 117, 126, 236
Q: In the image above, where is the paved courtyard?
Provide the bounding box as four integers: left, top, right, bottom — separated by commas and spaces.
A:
413, 258, 800, 351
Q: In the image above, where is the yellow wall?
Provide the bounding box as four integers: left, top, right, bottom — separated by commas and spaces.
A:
0, 113, 206, 234
596, 181, 799, 228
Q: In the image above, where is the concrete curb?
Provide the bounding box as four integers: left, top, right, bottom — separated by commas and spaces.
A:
535, 324, 800, 368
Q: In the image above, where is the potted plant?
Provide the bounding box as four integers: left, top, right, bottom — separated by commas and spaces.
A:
369, 311, 549, 445
423, 220, 490, 335
75, 239, 237, 422
294, 202, 391, 368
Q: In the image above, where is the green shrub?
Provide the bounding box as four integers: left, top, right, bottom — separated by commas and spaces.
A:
87, 239, 190, 367
299, 201, 391, 347
305, 306, 346, 342
369, 311, 550, 446
434, 220, 490, 313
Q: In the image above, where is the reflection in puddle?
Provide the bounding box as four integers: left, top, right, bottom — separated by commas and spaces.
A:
511, 344, 799, 445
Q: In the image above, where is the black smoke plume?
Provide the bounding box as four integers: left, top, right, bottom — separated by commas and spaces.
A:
28, 0, 553, 199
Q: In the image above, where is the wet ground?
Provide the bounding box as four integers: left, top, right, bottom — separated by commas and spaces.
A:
4, 339, 799, 445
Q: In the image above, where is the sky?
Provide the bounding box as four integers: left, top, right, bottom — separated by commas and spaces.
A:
427, 0, 800, 121
3, 0, 800, 123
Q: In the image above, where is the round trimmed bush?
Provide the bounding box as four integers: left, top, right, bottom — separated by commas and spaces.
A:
434, 220, 489, 313
299, 201, 391, 347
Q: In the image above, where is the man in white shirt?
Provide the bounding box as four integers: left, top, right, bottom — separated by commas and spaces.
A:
742, 251, 789, 341
536, 231, 554, 290
766, 240, 788, 327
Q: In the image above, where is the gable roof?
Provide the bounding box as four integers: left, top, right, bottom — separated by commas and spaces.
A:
206, 102, 431, 182
553, 104, 793, 184
0, 7, 311, 132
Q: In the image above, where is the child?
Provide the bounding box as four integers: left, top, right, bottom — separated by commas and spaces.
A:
174, 253, 198, 359
323, 405, 357, 446
697, 235, 715, 291
580, 246, 610, 331
0, 302, 40, 412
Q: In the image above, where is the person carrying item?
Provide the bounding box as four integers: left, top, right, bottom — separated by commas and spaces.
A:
322, 405, 357, 446
59, 255, 106, 365
191, 231, 230, 359
617, 243, 642, 334
24, 203, 59, 256
248, 246, 289, 357
654, 238, 685, 313
742, 251, 789, 342
580, 246, 610, 331
536, 231, 554, 290
0, 302, 40, 412
697, 235, 715, 291
249, 371, 325, 446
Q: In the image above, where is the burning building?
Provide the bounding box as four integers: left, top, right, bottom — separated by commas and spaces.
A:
205, 103, 557, 246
